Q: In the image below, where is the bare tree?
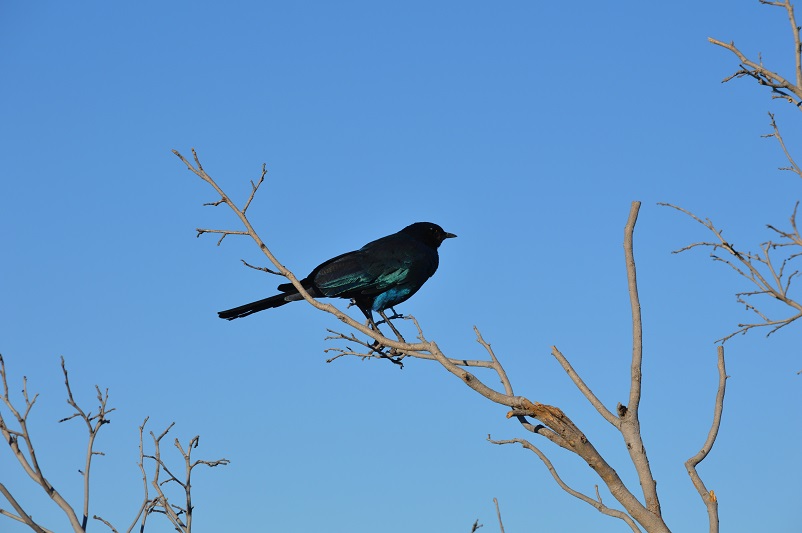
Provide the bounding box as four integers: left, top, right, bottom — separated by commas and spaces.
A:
0, 355, 228, 533
664, 0, 802, 343
176, 149, 728, 533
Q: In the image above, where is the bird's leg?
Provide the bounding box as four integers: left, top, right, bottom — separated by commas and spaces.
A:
375, 307, 405, 325
358, 307, 387, 350
378, 310, 406, 343
361, 309, 381, 332
387, 307, 405, 320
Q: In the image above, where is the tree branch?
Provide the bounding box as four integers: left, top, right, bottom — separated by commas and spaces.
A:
488, 437, 642, 533
660, 202, 802, 341
139, 420, 229, 533
709, 0, 802, 107
685, 346, 727, 533
762, 112, 802, 178
620, 201, 662, 517
0, 482, 52, 533
492, 498, 505, 533
0, 354, 85, 532
550, 345, 619, 427
59, 356, 115, 531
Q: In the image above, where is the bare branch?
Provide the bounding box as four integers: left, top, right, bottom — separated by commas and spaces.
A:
138, 420, 229, 533
92, 514, 119, 533
620, 201, 661, 517
0, 355, 85, 532
763, 113, 802, 178
709, 0, 802, 107
0, 482, 52, 533
492, 498, 505, 533
488, 436, 641, 533
625, 202, 644, 414
474, 327, 515, 396
685, 346, 727, 533
660, 202, 802, 341
241, 259, 282, 276
550, 345, 619, 427
59, 357, 115, 531
195, 228, 249, 246
242, 165, 267, 214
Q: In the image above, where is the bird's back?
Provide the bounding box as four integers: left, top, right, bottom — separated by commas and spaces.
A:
308, 231, 440, 310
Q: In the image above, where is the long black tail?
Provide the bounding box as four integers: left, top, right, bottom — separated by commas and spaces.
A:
218, 292, 294, 320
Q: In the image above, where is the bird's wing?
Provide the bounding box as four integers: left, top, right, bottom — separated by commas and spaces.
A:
313, 248, 414, 297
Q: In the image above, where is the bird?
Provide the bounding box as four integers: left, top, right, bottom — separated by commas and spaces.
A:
218, 222, 456, 327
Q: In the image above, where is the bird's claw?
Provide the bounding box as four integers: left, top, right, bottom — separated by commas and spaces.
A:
367, 341, 404, 368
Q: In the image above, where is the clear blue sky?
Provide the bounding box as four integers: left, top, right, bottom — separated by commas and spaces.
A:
1, 1, 800, 532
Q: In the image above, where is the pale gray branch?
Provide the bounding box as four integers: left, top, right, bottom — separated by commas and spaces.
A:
0, 482, 52, 533
550, 345, 619, 427
685, 346, 727, 533
488, 437, 642, 533
621, 201, 661, 517
0, 355, 86, 532
763, 113, 802, 178
709, 1, 802, 106
661, 202, 802, 341
493, 498, 505, 533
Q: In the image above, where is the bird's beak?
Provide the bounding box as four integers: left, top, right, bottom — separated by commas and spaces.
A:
444, 232, 457, 239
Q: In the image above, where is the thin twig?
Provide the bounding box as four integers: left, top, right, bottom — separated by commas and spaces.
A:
241, 259, 281, 275
763, 113, 802, 178
492, 498, 505, 533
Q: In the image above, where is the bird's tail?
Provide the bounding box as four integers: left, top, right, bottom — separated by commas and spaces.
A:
218, 292, 294, 320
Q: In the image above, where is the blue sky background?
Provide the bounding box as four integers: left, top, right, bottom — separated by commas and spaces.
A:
1, 1, 800, 532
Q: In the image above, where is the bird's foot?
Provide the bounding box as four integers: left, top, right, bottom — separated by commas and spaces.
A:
376, 308, 405, 324
388, 307, 406, 320
367, 341, 404, 368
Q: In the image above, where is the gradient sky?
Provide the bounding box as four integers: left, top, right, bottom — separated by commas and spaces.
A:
1, 1, 800, 532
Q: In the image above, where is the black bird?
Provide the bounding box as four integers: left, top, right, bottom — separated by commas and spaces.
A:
218, 222, 456, 326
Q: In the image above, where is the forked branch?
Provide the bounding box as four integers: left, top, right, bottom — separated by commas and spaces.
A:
0, 355, 90, 532
660, 202, 802, 341
709, 0, 802, 107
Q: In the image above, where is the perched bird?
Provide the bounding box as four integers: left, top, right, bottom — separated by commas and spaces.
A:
218, 222, 456, 326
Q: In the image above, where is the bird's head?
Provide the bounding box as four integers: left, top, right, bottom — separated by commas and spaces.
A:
402, 222, 457, 248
